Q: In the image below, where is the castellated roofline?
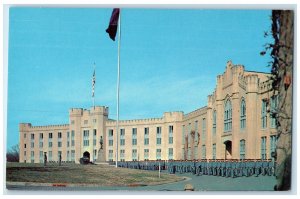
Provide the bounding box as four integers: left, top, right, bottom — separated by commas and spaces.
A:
19, 123, 69, 131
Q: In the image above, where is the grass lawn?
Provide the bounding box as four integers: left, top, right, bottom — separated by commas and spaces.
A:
6, 163, 183, 186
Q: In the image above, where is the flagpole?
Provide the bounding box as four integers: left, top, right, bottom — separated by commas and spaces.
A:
93, 62, 96, 109
115, 9, 121, 168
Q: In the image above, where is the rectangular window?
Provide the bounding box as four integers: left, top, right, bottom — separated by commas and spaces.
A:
202, 145, 206, 159
109, 129, 113, 147
261, 99, 268, 129
71, 150, 75, 161
195, 121, 198, 142
31, 142, 34, 148
67, 141, 70, 147
58, 141, 62, 148
93, 149, 97, 161
213, 111, 217, 136
156, 149, 161, 160
93, 129, 97, 146
71, 130, 75, 147
58, 132, 62, 139
194, 146, 198, 159
39, 151, 43, 163
261, 136, 267, 159
120, 149, 125, 161
31, 134, 35, 140
49, 133, 53, 139
270, 135, 277, 160
202, 118, 206, 140
48, 141, 52, 148
39, 141, 43, 148
30, 151, 34, 163
24, 133, 26, 139
132, 149, 137, 161
144, 149, 149, 160
168, 148, 173, 160
71, 130, 75, 138
156, 127, 162, 145
120, 129, 125, 146
144, 127, 149, 145
132, 128, 137, 146
270, 95, 278, 128
24, 144, 26, 148
108, 150, 114, 161
67, 151, 70, 161
39, 133, 43, 139
240, 140, 246, 160
67, 131, 70, 138
182, 125, 185, 143
83, 130, 89, 147
71, 140, 75, 147
49, 151, 52, 161
212, 144, 216, 159
168, 125, 173, 144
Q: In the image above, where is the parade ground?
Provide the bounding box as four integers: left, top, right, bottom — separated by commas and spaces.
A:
6, 162, 276, 192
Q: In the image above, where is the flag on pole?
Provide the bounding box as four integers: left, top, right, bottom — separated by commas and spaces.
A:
106, 8, 120, 41
92, 69, 96, 97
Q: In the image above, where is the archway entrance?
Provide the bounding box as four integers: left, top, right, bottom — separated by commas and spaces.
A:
83, 151, 90, 161
224, 140, 232, 159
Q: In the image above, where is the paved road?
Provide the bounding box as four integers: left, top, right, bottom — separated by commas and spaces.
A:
6, 171, 276, 192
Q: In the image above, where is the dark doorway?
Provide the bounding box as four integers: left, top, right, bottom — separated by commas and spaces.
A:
83, 151, 90, 161
224, 140, 232, 159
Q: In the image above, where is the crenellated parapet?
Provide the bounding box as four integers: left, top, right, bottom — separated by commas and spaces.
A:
183, 106, 207, 121
258, 79, 273, 94
20, 123, 69, 131
106, 117, 164, 127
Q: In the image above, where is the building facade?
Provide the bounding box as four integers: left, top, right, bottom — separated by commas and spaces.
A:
19, 61, 278, 164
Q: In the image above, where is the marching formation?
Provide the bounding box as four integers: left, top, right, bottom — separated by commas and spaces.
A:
116, 159, 275, 178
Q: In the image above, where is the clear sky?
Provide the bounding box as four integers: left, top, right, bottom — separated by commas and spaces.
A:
7, 7, 273, 149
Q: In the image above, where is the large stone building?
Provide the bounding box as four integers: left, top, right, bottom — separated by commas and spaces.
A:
19, 61, 278, 164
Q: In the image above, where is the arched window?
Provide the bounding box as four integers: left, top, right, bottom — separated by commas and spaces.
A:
212, 110, 217, 136
239, 139, 246, 159
240, 98, 246, 129
224, 99, 232, 132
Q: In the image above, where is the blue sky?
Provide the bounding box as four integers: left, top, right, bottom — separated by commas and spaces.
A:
7, 8, 273, 149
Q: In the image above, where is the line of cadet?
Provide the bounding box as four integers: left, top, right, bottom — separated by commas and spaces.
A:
116, 159, 275, 178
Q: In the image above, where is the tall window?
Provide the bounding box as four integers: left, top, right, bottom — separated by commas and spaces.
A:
168, 125, 173, 144
108, 129, 113, 146
240, 139, 246, 159
132, 128, 137, 146
156, 127, 162, 145
202, 118, 206, 140
58, 132, 62, 148
182, 125, 185, 144
39, 133, 43, 148
71, 130, 75, 147
39, 151, 43, 163
270, 135, 278, 160
93, 129, 97, 146
132, 149, 137, 161
30, 133, 35, 148
71, 150, 75, 161
120, 149, 125, 161
144, 127, 149, 145
49, 133, 53, 148
261, 136, 267, 159
194, 121, 198, 142
144, 149, 149, 160
212, 143, 216, 159
120, 129, 125, 146
224, 99, 232, 132
83, 130, 89, 147
31, 151, 34, 163
270, 95, 278, 128
213, 110, 216, 136
108, 150, 113, 161
261, 99, 268, 129
93, 149, 97, 161
168, 148, 173, 160
202, 145, 206, 159
240, 98, 246, 129
48, 151, 52, 161
156, 149, 161, 160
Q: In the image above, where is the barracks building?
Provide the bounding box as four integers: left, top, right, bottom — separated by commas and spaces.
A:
19, 61, 278, 164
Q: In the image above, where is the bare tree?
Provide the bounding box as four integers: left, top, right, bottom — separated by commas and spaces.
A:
262, 10, 293, 191
6, 144, 20, 162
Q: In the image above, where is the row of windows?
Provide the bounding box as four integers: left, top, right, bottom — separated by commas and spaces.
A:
25, 131, 76, 140
25, 150, 76, 162
108, 126, 174, 147
108, 148, 174, 161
